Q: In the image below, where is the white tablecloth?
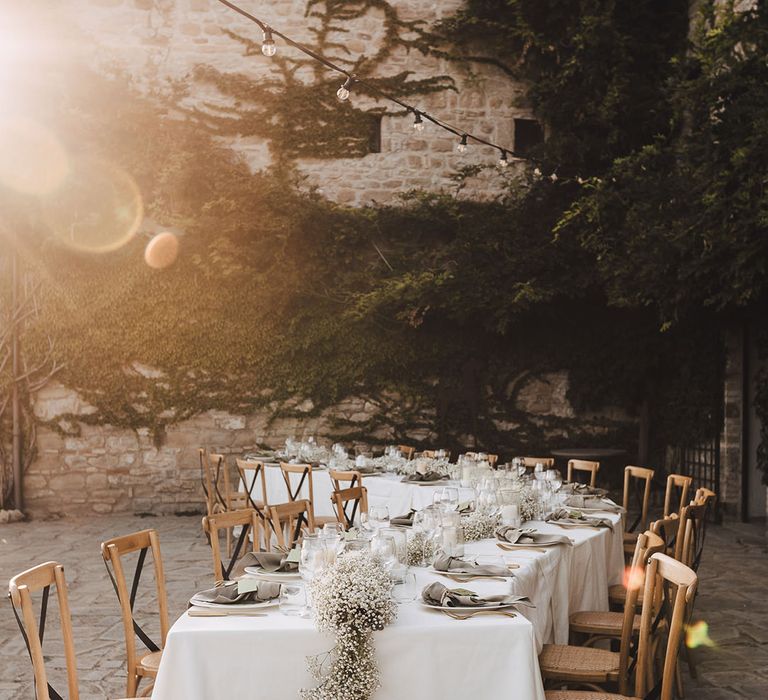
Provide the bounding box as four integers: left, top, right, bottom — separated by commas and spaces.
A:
251, 465, 476, 519
152, 511, 624, 700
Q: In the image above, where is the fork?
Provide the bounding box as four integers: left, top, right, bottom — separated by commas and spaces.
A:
442, 609, 517, 620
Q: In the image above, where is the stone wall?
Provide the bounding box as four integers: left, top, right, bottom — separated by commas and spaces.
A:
60, 0, 529, 205
24, 373, 631, 517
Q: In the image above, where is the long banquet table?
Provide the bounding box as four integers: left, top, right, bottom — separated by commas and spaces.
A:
151, 507, 624, 700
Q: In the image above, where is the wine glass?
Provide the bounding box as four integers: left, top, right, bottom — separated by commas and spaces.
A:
442, 487, 459, 512
534, 462, 546, 481
361, 505, 389, 533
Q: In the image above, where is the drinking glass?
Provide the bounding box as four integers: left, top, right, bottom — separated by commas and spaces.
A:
380, 527, 408, 580
441, 524, 465, 557
300, 534, 327, 584
392, 571, 418, 603
442, 487, 459, 512
534, 462, 546, 481
279, 584, 306, 616
371, 533, 398, 572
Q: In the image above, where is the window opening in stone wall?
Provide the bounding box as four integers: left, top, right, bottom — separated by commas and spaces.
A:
513, 118, 544, 157
367, 114, 383, 154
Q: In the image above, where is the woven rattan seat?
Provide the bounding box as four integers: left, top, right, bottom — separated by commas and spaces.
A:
546, 692, 636, 700
539, 644, 620, 683
569, 610, 640, 637
608, 583, 644, 608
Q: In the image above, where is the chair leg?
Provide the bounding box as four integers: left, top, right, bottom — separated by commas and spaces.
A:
683, 643, 698, 679
127, 671, 139, 698
675, 662, 685, 698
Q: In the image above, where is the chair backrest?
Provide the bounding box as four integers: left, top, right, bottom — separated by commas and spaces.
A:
200, 449, 236, 516
675, 502, 708, 571
420, 449, 436, 459
486, 454, 499, 468
616, 530, 665, 695
329, 469, 364, 491
9, 562, 80, 700
398, 444, 415, 460
622, 465, 655, 533
566, 459, 600, 487
101, 530, 170, 684
651, 513, 680, 558
202, 508, 263, 582
694, 487, 716, 505
279, 462, 317, 515
522, 457, 554, 469
267, 500, 316, 550
331, 486, 369, 529
235, 458, 270, 515
663, 473, 692, 517
636, 553, 698, 700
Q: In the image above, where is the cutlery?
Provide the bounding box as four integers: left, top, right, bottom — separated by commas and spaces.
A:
496, 543, 547, 553
442, 609, 517, 620
188, 609, 268, 617
443, 574, 508, 583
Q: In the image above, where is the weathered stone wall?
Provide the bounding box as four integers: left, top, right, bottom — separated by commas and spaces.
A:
62, 0, 529, 205
25, 374, 630, 517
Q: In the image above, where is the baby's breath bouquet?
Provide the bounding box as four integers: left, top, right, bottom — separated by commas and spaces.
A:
519, 485, 540, 522
461, 511, 501, 541
302, 551, 397, 700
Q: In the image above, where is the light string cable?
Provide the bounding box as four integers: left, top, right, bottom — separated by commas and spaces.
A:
214, 0, 521, 168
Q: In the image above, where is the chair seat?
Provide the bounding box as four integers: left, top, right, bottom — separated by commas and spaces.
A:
137, 650, 163, 676
608, 584, 644, 608
539, 644, 620, 683
546, 692, 637, 700
569, 610, 640, 637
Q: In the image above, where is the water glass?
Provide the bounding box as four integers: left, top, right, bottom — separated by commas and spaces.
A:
392, 571, 418, 603
279, 584, 306, 616
441, 524, 465, 557
371, 533, 398, 572
534, 462, 546, 481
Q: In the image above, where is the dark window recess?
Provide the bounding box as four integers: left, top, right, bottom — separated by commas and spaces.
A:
367, 114, 383, 153
514, 118, 544, 157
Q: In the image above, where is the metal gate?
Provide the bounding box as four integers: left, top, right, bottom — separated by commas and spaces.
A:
678, 437, 721, 522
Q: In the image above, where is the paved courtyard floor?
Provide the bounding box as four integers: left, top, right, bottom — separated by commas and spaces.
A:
1, 513, 766, 699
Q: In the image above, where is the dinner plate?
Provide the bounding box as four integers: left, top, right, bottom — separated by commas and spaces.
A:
188, 597, 278, 610
429, 567, 514, 578
243, 566, 301, 580
421, 601, 518, 612
404, 479, 448, 486
499, 539, 560, 547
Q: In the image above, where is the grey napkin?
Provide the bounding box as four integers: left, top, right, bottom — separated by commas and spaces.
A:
422, 582, 533, 609
546, 508, 614, 530
234, 551, 298, 577
403, 472, 448, 482
564, 495, 624, 513
563, 483, 608, 497
495, 526, 572, 546
433, 555, 511, 577
191, 580, 281, 605
391, 510, 416, 527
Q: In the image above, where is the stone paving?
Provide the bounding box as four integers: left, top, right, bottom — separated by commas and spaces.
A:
1, 513, 766, 699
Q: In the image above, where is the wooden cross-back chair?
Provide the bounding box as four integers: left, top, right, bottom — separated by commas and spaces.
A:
202, 508, 264, 583
235, 458, 270, 518
675, 502, 708, 572
523, 457, 555, 469
267, 500, 316, 550
331, 486, 369, 530
569, 529, 665, 647
622, 465, 655, 556
279, 462, 336, 527
545, 553, 698, 700
397, 444, 415, 460
567, 459, 600, 488
329, 468, 364, 491
200, 450, 247, 515
101, 529, 169, 697
9, 562, 133, 700
663, 473, 692, 517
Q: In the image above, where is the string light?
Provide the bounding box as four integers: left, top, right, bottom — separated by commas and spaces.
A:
214, 0, 582, 179
336, 76, 353, 102
261, 27, 276, 57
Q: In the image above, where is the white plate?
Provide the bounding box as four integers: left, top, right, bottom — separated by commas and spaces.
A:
421, 601, 518, 612
403, 479, 449, 486
188, 597, 278, 610
243, 566, 301, 580
431, 567, 514, 578
498, 539, 560, 547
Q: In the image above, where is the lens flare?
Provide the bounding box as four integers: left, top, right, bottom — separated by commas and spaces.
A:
0, 117, 70, 195
41, 157, 143, 253
686, 620, 715, 649
145, 232, 180, 269
623, 566, 644, 591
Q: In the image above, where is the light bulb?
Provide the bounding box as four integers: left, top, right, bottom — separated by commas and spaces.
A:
413, 112, 425, 132
336, 76, 353, 102
498, 151, 509, 168
261, 28, 276, 57
457, 134, 468, 153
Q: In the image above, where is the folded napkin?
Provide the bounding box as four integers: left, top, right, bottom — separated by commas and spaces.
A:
433, 555, 511, 577
234, 551, 299, 578
564, 495, 624, 513
563, 483, 608, 497
191, 580, 281, 605
546, 508, 614, 530
356, 463, 379, 474
422, 582, 532, 609
495, 526, 572, 546
391, 509, 416, 527
403, 472, 449, 482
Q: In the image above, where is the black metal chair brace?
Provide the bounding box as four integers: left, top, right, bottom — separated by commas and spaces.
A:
241, 465, 268, 523
9, 586, 64, 700
284, 466, 310, 502
337, 493, 361, 530
103, 546, 160, 654
216, 521, 252, 581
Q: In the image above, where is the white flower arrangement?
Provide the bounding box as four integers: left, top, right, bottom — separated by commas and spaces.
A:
461, 511, 501, 541
519, 485, 540, 522
394, 456, 452, 477
406, 531, 437, 566
302, 551, 397, 700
